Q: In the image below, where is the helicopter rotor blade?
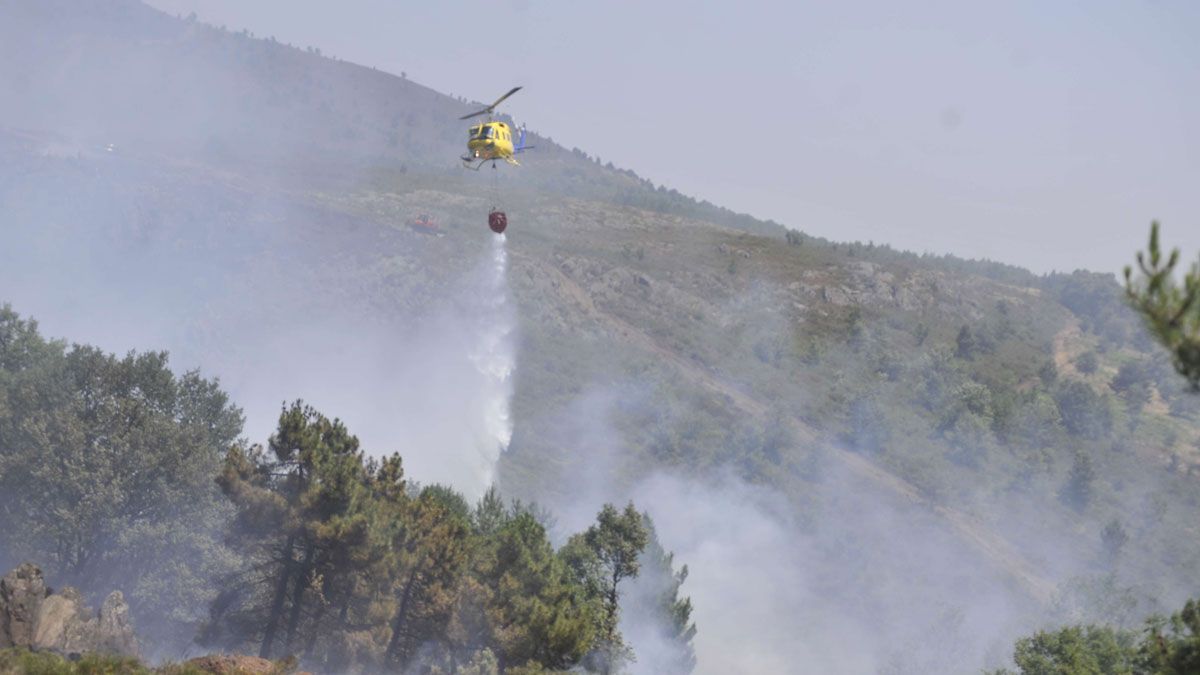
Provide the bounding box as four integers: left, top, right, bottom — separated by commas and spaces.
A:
458, 86, 523, 120
490, 86, 522, 110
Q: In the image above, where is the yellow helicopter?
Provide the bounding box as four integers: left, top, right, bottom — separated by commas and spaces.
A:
460, 86, 533, 170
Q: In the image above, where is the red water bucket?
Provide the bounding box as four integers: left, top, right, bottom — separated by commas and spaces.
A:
488, 210, 508, 234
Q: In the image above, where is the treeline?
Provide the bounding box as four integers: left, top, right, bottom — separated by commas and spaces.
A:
0, 305, 241, 649
989, 597, 1200, 674
202, 402, 691, 673
0, 305, 695, 673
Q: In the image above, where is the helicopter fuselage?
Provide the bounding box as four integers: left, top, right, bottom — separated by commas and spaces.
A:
466, 121, 515, 162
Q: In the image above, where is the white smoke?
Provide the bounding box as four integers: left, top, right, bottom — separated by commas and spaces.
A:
294, 231, 515, 502
212, 230, 516, 502
629, 472, 876, 675
524, 384, 1041, 675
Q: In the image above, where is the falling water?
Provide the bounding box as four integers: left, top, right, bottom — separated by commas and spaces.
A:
466, 234, 515, 489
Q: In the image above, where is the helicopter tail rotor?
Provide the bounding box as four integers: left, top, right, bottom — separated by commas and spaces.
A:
515, 124, 535, 154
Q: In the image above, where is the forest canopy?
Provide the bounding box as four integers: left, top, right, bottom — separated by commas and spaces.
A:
0, 305, 695, 674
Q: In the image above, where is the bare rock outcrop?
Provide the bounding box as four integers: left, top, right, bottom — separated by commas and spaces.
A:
0, 563, 49, 648
185, 654, 288, 674
95, 591, 138, 656
32, 587, 93, 654
185, 654, 313, 674
0, 564, 138, 658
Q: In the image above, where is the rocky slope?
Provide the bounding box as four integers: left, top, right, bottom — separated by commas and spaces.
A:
0, 564, 137, 658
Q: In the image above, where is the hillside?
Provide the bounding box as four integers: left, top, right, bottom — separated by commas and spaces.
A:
2, 2, 1199, 673
0, 0, 781, 236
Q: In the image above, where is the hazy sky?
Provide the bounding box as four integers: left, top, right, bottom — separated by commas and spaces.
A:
145, 0, 1200, 274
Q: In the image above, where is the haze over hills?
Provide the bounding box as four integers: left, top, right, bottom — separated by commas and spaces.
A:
138, 0, 1200, 276
1, 2, 1198, 673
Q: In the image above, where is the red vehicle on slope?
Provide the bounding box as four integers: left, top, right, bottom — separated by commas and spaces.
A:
409, 214, 441, 236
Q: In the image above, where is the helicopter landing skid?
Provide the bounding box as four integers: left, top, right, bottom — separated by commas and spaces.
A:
462, 157, 499, 171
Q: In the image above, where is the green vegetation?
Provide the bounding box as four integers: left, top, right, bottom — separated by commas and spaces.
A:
990, 598, 1200, 674
0, 648, 297, 675
0, 308, 694, 673
0, 649, 151, 675
1125, 222, 1200, 390
0, 305, 242, 649
505, 215, 1200, 616
204, 403, 664, 672
561, 504, 649, 673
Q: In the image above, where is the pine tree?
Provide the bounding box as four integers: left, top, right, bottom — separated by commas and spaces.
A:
565, 503, 650, 674
1060, 450, 1096, 511
383, 485, 471, 669
1101, 519, 1129, 564
206, 402, 373, 660
465, 511, 597, 671
956, 324, 978, 360
1125, 222, 1200, 390
473, 486, 508, 537
1142, 599, 1200, 673
623, 515, 697, 674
